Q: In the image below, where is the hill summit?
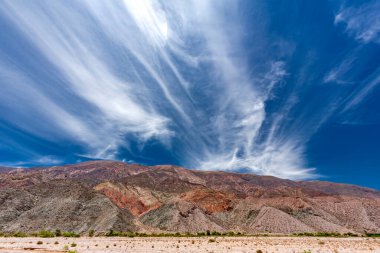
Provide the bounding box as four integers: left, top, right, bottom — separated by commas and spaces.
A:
1, 161, 379, 234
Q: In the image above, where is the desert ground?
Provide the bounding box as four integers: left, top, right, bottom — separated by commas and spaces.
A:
0, 236, 379, 253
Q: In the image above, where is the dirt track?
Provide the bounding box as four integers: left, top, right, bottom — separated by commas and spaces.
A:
0, 236, 379, 253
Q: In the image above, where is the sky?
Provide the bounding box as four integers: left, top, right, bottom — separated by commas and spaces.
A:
0, 0, 379, 189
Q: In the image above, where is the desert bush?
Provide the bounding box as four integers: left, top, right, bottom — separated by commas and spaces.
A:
37, 241, 43, 245
316, 232, 341, 237
126, 232, 135, 238
38, 230, 55, 238
70, 242, 77, 247
88, 229, 95, 237
227, 231, 235, 236
256, 250, 263, 253
105, 230, 120, 237
13, 232, 28, 237
295, 232, 342, 237
208, 238, 216, 243
62, 232, 80, 238
366, 233, 380, 237
343, 232, 358, 237
105, 230, 138, 237
55, 229, 62, 237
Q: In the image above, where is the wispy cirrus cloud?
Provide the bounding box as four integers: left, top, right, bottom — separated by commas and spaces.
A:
2, 0, 378, 180
324, 1, 380, 115
335, 1, 380, 44
0, 0, 317, 179
0, 0, 173, 158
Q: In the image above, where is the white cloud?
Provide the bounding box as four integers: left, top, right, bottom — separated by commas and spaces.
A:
335, 1, 380, 44
122, 0, 169, 48
0, 0, 173, 159
323, 57, 356, 84
173, 1, 314, 179
0, 0, 318, 179
0, 64, 96, 144
342, 71, 380, 112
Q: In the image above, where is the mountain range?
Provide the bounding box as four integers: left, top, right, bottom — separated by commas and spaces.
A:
0, 161, 379, 235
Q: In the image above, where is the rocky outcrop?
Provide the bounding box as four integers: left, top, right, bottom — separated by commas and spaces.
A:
0, 161, 379, 234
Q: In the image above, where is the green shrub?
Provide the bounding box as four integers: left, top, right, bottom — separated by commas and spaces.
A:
105, 229, 118, 236
366, 233, 380, 237
89, 229, 95, 237
105, 230, 138, 237
62, 232, 80, 238
38, 230, 55, 238
295, 232, 343, 237
55, 229, 62, 237
126, 232, 135, 238
70, 242, 77, 247
13, 232, 27, 237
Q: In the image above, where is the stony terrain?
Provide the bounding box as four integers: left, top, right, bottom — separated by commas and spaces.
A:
0, 236, 379, 253
0, 160, 380, 234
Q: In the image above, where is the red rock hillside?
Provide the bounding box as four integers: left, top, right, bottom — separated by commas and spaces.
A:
0, 160, 379, 234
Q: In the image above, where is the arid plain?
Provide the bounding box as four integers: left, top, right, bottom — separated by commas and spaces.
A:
0, 236, 379, 253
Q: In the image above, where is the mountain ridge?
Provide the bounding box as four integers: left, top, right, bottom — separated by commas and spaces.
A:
0, 160, 379, 234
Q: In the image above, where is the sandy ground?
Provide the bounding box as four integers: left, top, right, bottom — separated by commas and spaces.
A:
0, 236, 379, 253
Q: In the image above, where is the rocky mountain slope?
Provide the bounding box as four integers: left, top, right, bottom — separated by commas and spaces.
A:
0, 161, 379, 234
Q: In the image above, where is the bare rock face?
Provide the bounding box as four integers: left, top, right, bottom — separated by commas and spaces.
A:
0, 161, 379, 234
0, 179, 136, 233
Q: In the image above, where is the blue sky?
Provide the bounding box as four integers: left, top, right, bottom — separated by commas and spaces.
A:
0, 0, 379, 188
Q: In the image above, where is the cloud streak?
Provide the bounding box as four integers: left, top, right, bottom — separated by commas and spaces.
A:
0, 0, 378, 180
335, 1, 380, 44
